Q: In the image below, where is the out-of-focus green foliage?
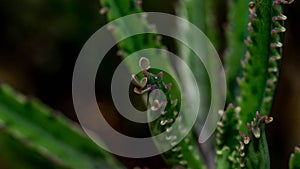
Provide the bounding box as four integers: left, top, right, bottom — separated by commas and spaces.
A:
0, 84, 124, 169
224, 0, 250, 104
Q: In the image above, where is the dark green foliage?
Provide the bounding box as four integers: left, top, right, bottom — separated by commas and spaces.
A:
225, 0, 250, 103
0, 84, 124, 169
176, 0, 215, 130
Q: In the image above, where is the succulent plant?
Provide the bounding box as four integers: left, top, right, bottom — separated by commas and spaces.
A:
0, 0, 298, 169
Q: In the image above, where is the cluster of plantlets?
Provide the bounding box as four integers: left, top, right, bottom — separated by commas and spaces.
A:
0, 0, 299, 169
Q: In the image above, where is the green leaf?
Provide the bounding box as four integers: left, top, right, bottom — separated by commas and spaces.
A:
0, 84, 124, 169
238, 0, 292, 133
224, 0, 250, 103
99, 0, 175, 75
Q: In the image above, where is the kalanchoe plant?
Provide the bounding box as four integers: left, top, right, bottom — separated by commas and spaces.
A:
0, 0, 299, 169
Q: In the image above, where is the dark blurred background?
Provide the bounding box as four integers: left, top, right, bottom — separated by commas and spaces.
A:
0, 0, 299, 169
